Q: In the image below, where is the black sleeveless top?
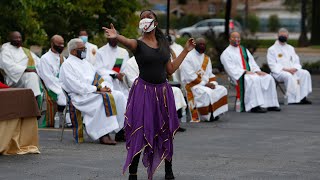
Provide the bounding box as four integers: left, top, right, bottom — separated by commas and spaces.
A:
133, 40, 170, 84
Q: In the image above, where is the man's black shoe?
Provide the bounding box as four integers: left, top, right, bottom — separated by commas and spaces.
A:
210, 115, 220, 122
250, 106, 267, 113
267, 107, 281, 111
177, 127, 186, 132
300, 97, 312, 104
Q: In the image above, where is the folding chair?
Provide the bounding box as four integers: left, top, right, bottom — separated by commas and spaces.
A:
227, 76, 238, 111
275, 79, 286, 95
40, 79, 58, 127
61, 89, 84, 143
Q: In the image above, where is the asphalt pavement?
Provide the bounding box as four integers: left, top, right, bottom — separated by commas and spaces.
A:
0, 75, 319, 180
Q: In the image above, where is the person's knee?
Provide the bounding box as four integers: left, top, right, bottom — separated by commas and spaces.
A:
281, 71, 293, 81
300, 69, 311, 77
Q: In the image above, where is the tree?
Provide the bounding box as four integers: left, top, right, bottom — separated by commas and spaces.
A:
224, 0, 232, 40
0, 0, 47, 46
0, 0, 141, 48
310, 0, 320, 45
268, 14, 280, 32
298, 0, 309, 47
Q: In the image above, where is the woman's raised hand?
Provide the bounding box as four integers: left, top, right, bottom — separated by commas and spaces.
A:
102, 23, 117, 39
184, 38, 196, 52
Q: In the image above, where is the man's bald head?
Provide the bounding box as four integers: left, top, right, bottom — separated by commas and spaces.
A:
195, 37, 206, 44
229, 31, 241, 47
51, 35, 64, 44
50, 35, 64, 54
8, 31, 22, 47
195, 37, 206, 54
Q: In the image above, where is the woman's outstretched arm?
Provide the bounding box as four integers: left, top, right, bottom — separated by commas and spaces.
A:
166, 38, 195, 75
102, 23, 138, 51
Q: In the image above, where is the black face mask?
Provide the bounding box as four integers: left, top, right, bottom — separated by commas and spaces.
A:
109, 39, 118, 47
76, 49, 86, 60
278, 36, 287, 43
11, 40, 22, 47
195, 44, 206, 54
53, 44, 64, 54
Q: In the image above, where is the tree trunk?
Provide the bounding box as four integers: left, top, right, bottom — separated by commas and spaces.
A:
224, 0, 232, 40
310, 0, 320, 45
166, 0, 170, 36
298, 0, 309, 47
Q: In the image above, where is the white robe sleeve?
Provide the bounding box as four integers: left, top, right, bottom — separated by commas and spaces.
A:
38, 56, 63, 95
1, 49, 26, 83
290, 46, 302, 70
180, 54, 205, 85
267, 47, 283, 74
119, 49, 130, 74
247, 49, 261, 72
221, 50, 245, 81
95, 50, 114, 76
59, 62, 97, 94
123, 57, 139, 88
205, 57, 218, 85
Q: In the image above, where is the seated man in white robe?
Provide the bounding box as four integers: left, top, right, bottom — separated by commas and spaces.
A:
180, 38, 228, 122
168, 29, 184, 83
96, 38, 129, 98
79, 30, 98, 66
221, 32, 280, 113
59, 38, 127, 145
0, 31, 41, 98
123, 56, 187, 131
267, 28, 312, 104
37, 35, 70, 127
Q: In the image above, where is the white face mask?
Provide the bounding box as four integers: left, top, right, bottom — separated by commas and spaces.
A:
139, 18, 156, 33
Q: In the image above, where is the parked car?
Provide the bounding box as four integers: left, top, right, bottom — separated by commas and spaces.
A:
178, 18, 242, 38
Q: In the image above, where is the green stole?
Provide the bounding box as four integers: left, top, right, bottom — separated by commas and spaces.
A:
236, 45, 251, 112
92, 73, 117, 117
22, 48, 43, 110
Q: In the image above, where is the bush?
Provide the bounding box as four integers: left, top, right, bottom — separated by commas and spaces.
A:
303, 61, 320, 74
268, 14, 280, 32
247, 14, 260, 34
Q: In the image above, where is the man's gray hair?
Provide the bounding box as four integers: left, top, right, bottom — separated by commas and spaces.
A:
278, 28, 289, 35
67, 38, 83, 53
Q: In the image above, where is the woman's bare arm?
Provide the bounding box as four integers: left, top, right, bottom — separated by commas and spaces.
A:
166, 38, 195, 75
102, 23, 137, 51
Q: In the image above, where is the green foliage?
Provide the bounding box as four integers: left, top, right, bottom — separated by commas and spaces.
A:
268, 14, 280, 32
247, 13, 260, 34
0, 0, 47, 46
303, 61, 320, 74
234, 15, 244, 26
0, 0, 140, 49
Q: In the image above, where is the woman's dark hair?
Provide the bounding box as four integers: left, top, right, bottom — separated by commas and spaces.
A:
140, 10, 170, 57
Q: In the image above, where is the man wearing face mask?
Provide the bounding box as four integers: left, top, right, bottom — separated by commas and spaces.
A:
95, 37, 130, 99
79, 30, 98, 66
267, 28, 312, 104
59, 38, 127, 145
37, 35, 69, 127
180, 38, 228, 122
221, 32, 280, 113
0, 31, 41, 97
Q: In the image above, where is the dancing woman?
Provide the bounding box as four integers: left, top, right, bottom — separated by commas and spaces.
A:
103, 10, 195, 180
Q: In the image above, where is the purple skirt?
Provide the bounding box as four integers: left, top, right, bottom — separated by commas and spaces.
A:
123, 77, 179, 179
